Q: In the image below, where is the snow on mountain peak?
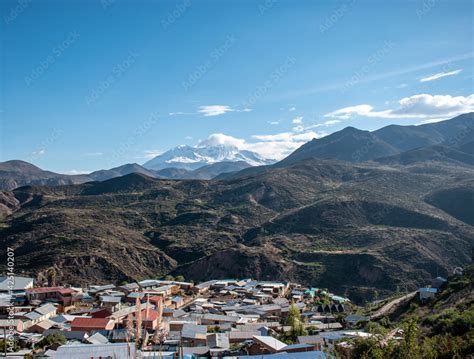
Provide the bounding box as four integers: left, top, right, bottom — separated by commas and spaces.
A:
143, 143, 273, 171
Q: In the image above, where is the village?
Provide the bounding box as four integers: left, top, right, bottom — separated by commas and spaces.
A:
0, 275, 447, 358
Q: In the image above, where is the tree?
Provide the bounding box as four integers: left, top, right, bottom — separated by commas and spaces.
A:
397, 319, 420, 359
421, 336, 438, 359
175, 275, 185, 282
207, 325, 220, 333
36, 333, 66, 350
0, 339, 20, 353
364, 321, 388, 336
350, 336, 385, 359
287, 304, 300, 327
284, 303, 306, 343
46, 267, 57, 287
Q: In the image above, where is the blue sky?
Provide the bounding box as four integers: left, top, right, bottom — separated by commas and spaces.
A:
1, 0, 473, 173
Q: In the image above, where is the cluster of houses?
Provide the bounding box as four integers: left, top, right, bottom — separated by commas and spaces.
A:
0, 275, 385, 358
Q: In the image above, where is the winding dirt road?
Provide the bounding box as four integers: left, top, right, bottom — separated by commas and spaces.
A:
370, 291, 417, 319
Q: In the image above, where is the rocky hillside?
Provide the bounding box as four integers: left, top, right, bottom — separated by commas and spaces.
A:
0, 160, 89, 191
1, 157, 473, 303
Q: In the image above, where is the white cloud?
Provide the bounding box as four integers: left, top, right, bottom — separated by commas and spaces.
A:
420, 69, 462, 82
292, 116, 303, 124
198, 105, 234, 116
83, 152, 103, 156
143, 150, 163, 159
324, 94, 474, 121
325, 104, 374, 120
32, 149, 46, 156
197, 105, 252, 117
198, 133, 246, 148
269, 121, 280, 125
195, 129, 325, 161
323, 120, 341, 126
248, 130, 325, 160
253, 131, 322, 142
288, 107, 296, 112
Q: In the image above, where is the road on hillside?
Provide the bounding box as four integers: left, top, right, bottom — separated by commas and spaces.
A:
370, 291, 417, 319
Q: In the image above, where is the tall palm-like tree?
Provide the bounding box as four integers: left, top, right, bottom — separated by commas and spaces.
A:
125, 313, 134, 359
46, 267, 57, 287
135, 296, 142, 357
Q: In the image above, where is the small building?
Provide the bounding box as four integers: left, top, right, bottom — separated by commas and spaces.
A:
126, 292, 145, 303
248, 335, 287, 355
418, 288, 438, 302
71, 317, 115, 332
171, 296, 184, 308
100, 295, 122, 310
117, 282, 140, 295
181, 324, 208, 347
54, 343, 135, 359
27, 318, 58, 333
207, 333, 230, 350
0, 276, 34, 293
133, 309, 159, 330
201, 313, 241, 326
86, 332, 110, 345
26, 287, 76, 308
90, 307, 113, 318
282, 343, 315, 353
297, 335, 324, 350
23, 303, 58, 326
88, 284, 116, 296
138, 279, 161, 290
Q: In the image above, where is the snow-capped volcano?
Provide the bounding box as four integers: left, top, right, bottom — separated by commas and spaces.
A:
143, 144, 273, 170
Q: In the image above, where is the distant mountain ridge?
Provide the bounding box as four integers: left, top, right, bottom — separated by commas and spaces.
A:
0, 160, 89, 191
278, 113, 474, 166
0, 160, 256, 191
88, 163, 158, 182
1, 113, 472, 190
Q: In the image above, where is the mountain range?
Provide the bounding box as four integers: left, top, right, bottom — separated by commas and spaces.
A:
0, 113, 473, 302
1, 113, 472, 189
0, 146, 270, 190
279, 112, 474, 166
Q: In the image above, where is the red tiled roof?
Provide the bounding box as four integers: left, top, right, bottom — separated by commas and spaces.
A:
26, 287, 76, 295
71, 317, 112, 328
148, 296, 163, 303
